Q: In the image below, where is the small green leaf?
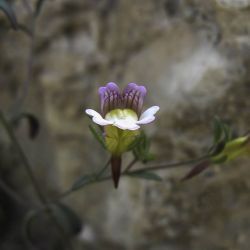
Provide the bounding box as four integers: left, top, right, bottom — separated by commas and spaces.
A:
89, 124, 106, 149
127, 171, 163, 181
0, 0, 18, 30
71, 174, 95, 191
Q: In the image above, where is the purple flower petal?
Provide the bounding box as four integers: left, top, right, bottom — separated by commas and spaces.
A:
98, 82, 122, 116
122, 83, 147, 115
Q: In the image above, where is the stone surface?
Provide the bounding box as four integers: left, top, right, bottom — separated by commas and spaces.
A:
0, 0, 250, 249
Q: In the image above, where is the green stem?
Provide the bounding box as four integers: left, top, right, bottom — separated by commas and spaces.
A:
0, 179, 27, 207
0, 111, 75, 250
95, 158, 110, 179
130, 154, 210, 174
59, 154, 210, 199
0, 110, 46, 203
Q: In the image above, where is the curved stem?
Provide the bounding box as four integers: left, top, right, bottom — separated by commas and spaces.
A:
0, 111, 75, 250
130, 154, 210, 174
0, 110, 46, 203
95, 158, 110, 179
59, 154, 210, 199
0, 179, 27, 207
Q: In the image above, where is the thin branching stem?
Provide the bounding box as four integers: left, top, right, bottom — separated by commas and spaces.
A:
95, 158, 111, 179
59, 153, 210, 199
0, 110, 46, 203
131, 154, 210, 174
0, 110, 75, 250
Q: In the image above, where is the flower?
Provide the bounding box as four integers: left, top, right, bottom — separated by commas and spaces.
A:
85, 82, 159, 188
86, 82, 159, 131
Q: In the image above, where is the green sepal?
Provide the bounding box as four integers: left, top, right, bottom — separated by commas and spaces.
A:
89, 124, 106, 149
132, 131, 155, 163
105, 125, 139, 155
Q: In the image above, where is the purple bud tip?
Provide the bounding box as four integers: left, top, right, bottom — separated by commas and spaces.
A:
98, 82, 122, 116
98, 82, 148, 116
123, 83, 147, 116
106, 82, 120, 91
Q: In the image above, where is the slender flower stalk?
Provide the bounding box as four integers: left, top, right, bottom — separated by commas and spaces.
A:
86, 82, 159, 188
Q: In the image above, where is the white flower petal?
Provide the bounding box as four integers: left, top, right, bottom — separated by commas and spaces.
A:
85, 109, 112, 126
139, 106, 160, 120
114, 119, 140, 130
137, 116, 155, 125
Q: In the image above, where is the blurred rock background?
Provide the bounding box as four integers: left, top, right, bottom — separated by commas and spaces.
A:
0, 0, 250, 249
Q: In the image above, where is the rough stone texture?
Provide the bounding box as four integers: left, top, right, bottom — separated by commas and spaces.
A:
0, 0, 250, 249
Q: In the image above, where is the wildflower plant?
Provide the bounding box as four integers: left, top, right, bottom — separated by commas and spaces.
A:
1, 1, 249, 249
86, 82, 159, 188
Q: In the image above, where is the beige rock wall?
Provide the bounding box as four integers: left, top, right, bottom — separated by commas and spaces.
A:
0, 0, 250, 249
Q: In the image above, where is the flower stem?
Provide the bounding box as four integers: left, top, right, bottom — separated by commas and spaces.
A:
95, 158, 110, 179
